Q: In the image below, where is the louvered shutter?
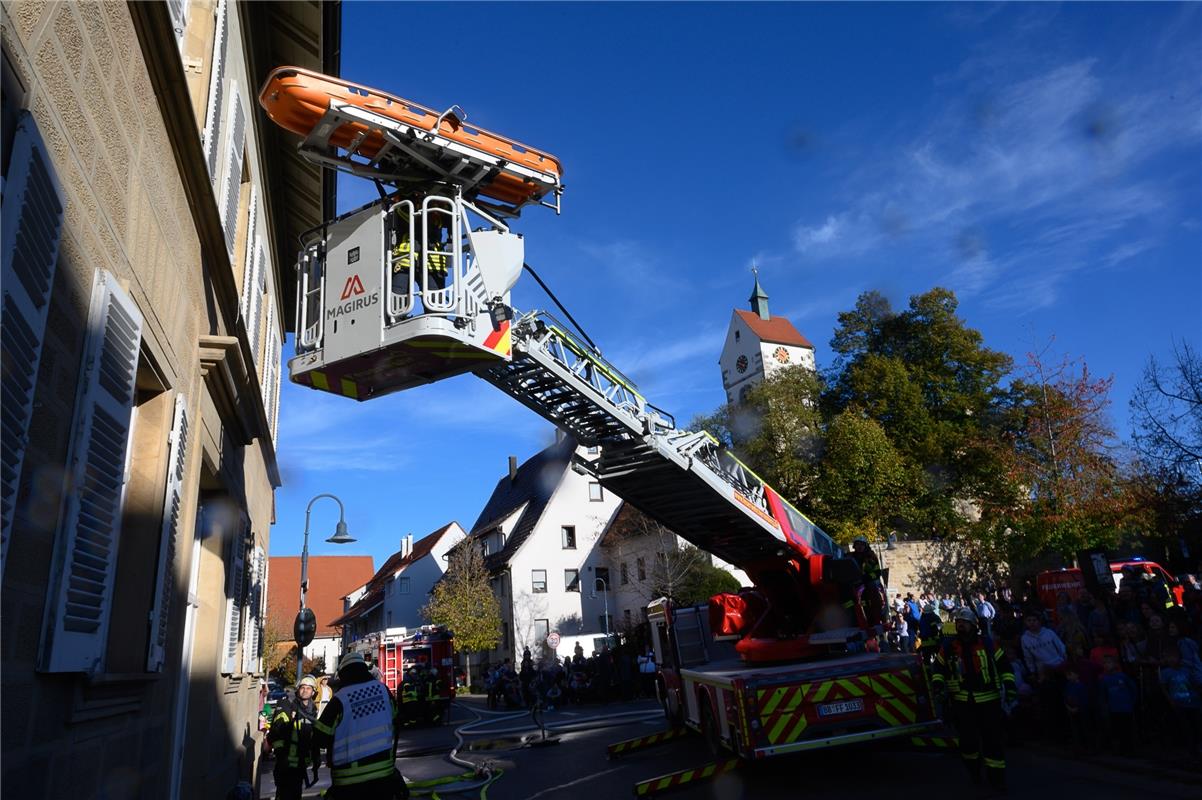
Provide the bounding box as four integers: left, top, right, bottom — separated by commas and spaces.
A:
202, 0, 228, 182
39, 271, 143, 673
243, 545, 265, 673
1, 114, 64, 573
247, 240, 264, 372
239, 188, 258, 321
221, 516, 248, 674
218, 83, 245, 255
261, 302, 275, 408
146, 393, 189, 672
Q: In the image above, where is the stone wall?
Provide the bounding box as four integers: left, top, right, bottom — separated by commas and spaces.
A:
878, 539, 1004, 598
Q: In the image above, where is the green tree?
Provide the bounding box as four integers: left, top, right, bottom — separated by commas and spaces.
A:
422, 543, 501, 685
826, 288, 1014, 536
671, 551, 742, 605
811, 410, 916, 546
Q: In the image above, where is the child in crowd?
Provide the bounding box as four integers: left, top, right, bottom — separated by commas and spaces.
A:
1063, 666, 1092, 750
1099, 654, 1137, 753
1159, 645, 1202, 757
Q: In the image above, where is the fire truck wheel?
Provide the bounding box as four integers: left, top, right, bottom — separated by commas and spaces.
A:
699, 695, 722, 757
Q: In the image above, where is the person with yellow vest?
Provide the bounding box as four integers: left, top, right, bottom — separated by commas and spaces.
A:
850, 536, 885, 627
268, 675, 321, 799
423, 216, 450, 292
931, 607, 1016, 792
313, 652, 408, 799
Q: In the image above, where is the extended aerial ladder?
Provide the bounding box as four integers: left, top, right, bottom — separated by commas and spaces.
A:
262, 70, 862, 658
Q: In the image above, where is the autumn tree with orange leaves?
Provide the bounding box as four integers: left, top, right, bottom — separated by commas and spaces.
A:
1002, 342, 1134, 560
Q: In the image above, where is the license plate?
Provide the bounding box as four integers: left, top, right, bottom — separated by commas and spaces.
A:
817, 699, 864, 717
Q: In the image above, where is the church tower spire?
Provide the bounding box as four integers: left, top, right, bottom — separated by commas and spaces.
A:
749, 266, 770, 321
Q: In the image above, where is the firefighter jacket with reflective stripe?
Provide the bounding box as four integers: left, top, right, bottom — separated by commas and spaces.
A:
268, 699, 318, 770
931, 635, 1016, 703
314, 678, 398, 786
427, 248, 449, 275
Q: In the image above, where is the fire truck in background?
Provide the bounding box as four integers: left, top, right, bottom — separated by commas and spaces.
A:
353, 625, 456, 723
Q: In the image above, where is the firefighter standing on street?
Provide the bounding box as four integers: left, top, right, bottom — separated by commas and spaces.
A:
931, 607, 1016, 792
268, 674, 321, 799
313, 652, 408, 799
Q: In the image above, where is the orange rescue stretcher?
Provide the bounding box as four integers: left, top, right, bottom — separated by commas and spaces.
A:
258, 67, 563, 209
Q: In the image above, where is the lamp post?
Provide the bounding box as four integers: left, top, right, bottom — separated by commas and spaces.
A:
297, 493, 356, 681
591, 577, 611, 646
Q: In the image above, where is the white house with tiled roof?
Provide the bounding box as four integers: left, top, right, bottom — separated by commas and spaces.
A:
719, 273, 816, 404
468, 436, 622, 665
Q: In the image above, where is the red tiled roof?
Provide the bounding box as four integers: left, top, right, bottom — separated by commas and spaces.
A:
267, 555, 374, 638
734, 309, 814, 349
329, 523, 460, 626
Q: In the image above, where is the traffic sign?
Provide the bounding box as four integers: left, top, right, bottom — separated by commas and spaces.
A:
546, 631, 561, 648
294, 607, 318, 647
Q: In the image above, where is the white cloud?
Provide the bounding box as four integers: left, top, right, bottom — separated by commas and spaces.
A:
790, 42, 1201, 308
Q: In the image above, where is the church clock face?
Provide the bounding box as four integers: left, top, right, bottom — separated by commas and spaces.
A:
736, 355, 748, 374
773, 346, 790, 364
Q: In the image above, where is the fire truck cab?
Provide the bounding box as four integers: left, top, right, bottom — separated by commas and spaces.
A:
649, 598, 940, 760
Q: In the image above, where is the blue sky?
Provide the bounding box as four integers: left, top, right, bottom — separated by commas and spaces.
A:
270, 2, 1201, 571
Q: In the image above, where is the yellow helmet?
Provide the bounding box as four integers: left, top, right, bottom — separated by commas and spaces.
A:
298, 674, 318, 691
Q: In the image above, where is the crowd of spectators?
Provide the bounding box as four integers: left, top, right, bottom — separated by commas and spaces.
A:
888, 568, 1202, 762
481, 643, 657, 711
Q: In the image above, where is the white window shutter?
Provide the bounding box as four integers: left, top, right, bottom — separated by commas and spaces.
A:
221, 516, 248, 674
247, 240, 264, 372
146, 393, 190, 672
243, 544, 264, 673
261, 302, 275, 408
39, 271, 143, 673
202, 0, 228, 182
218, 83, 246, 254
1, 113, 65, 573
239, 187, 258, 321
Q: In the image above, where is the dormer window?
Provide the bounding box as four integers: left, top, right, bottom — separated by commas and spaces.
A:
735, 330, 740, 342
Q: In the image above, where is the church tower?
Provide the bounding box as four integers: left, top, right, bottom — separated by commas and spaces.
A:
719, 270, 816, 405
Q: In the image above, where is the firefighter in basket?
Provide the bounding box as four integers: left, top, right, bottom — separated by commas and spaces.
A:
849, 536, 886, 628
930, 607, 1016, 792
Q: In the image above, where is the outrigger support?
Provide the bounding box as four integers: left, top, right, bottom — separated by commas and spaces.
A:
606, 727, 688, 759
633, 758, 741, 798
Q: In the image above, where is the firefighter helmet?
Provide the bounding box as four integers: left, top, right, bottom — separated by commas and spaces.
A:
338, 651, 366, 672
954, 607, 978, 626
852, 536, 869, 548
298, 674, 318, 691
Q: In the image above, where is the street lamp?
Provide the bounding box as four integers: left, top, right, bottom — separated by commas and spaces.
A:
298, 493, 355, 681
591, 577, 610, 645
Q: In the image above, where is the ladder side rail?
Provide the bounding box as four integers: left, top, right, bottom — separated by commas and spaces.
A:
294, 251, 307, 352
298, 243, 325, 350
385, 199, 416, 321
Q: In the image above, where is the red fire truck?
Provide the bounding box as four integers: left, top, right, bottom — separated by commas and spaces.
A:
361, 626, 456, 723
651, 596, 939, 760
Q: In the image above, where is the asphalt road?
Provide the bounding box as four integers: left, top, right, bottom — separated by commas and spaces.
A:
261, 696, 1199, 800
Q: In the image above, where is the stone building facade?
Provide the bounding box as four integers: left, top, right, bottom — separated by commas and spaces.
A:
0, 2, 336, 798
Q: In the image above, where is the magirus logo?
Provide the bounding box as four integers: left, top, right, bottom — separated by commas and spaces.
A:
328, 274, 379, 319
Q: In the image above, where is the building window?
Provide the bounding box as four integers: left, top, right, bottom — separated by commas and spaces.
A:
735, 330, 741, 342
565, 569, 580, 592
532, 570, 547, 593
595, 567, 610, 592
561, 526, 576, 549
398, 577, 411, 594
637, 558, 646, 581
589, 482, 604, 502
534, 619, 549, 644
620, 562, 629, 585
